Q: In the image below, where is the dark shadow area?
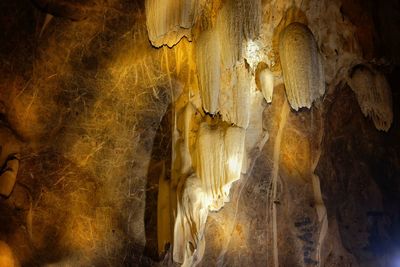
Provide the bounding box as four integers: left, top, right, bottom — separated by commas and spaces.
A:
143, 103, 173, 262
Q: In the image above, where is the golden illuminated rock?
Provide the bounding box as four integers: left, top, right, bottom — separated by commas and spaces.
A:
195, 29, 221, 114
145, 0, 201, 47
0, 241, 15, 267
279, 22, 325, 110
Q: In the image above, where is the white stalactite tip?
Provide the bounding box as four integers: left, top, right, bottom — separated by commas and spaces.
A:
259, 68, 274, 103
279, 22, 325, 110
145, 0, 201, 47
348, 64, 393, 131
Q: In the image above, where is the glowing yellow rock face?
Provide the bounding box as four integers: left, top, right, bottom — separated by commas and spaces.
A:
0, 241, 15, 267
348, 65, 393, 131
145, 0, 201, 47
279, 22, 325, 110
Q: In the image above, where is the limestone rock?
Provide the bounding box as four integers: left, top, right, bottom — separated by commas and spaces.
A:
347, 64, 393, 131
196, 29, 221, 114
219, 63, 252, 128
279, 22, 325, 110
0, 127, 21, 198
259, 68, 274, 103
145, 0, 201, 47
173, 174, 208, 267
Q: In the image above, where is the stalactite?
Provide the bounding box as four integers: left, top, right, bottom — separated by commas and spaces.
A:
195, 29, 221, 114
145, 0, 202, 47
258, 66, 274, 103
279, 22, 325, 110
173, 121, 246, 266
219, 63, 252, 128
194, 122, 225, 210
173, 174, 209, 267
223, 126, 245, 200
347, 64, 393, 131
217, 0, 261, 69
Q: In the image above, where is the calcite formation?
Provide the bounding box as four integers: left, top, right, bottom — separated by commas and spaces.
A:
195, 29, 221, 114
347, 64, 393, 131
145, 0, 202, 47
173, 174, 208, 267
279, 22, 325, 110
258, 67, 274, 103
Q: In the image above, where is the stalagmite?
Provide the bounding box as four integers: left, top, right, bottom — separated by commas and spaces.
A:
347, 64, 393, 131
279, 22, 325, 110
145, 0, 201, 47
196, 29, 221, 114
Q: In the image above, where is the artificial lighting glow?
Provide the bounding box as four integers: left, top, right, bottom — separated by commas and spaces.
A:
244, 39, 262, 69
228, 156, 242, 177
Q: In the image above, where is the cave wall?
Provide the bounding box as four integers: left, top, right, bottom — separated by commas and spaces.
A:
0, 0, 399, 266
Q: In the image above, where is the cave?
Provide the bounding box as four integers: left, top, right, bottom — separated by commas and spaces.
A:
0, 0, 399, 266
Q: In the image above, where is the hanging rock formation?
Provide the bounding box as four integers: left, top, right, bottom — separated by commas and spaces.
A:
279, 22, 325, 110
145, 0, 203, 47
347, 64, 393, 131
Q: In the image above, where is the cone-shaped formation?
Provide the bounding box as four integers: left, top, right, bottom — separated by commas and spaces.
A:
348, 65, 393, 131
259, 68, 274, 103
279, 22, 325, 110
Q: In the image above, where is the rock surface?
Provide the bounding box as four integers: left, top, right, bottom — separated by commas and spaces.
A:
0, 0, 399, 266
